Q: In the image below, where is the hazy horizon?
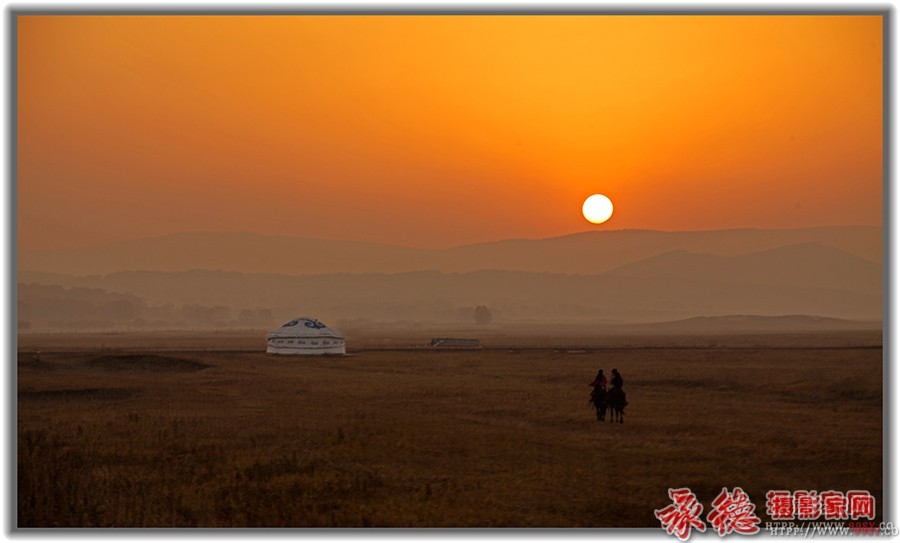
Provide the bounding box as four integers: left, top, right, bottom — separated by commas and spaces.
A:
19, 221, 884, 253
17, 225, 882, 332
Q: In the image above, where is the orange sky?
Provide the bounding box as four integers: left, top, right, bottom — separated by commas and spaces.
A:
17, 15, 882, 250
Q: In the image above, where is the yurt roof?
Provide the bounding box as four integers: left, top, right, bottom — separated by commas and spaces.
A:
267, 316, 343, 339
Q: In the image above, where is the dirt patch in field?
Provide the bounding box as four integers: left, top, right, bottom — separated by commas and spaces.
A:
20, 387, 141, 401
85, 354, 211, 373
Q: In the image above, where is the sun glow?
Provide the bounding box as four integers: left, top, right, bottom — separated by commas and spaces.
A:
582, 194, 614, 224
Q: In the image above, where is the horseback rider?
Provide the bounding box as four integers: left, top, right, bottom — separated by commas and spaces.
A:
589, 369, 607, 391
610, 368, 627, 411
588, 369, 607, 421
611, 368, 623, 390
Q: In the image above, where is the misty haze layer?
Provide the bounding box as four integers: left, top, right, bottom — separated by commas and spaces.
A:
17, 227, 881, 332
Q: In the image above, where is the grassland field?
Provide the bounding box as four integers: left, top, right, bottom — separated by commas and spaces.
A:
17, 330, 883, 527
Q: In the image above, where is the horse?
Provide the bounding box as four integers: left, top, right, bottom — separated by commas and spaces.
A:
606, 387, 627, 424
589, 386, 607, 421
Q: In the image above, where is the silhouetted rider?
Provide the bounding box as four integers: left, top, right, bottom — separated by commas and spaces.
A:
611, 368, 623, 390
589, 369, 607, 391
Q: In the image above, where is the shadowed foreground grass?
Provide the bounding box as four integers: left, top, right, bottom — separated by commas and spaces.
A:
17, 335, 882, 527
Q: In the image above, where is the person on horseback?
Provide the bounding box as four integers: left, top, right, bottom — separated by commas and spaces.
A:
590, 369, 607, 391
611, 368, 623, 390
589, 369, 607, 421
607, 368, 628, 423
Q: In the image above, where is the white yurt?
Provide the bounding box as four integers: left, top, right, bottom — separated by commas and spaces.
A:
266, 316, 346, 355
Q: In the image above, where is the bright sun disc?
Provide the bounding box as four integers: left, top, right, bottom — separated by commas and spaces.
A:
582, 194, 614, 224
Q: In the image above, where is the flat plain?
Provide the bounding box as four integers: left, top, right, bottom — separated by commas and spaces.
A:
17, 330, 883, 527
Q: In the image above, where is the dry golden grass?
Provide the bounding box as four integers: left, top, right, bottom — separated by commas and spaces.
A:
17, 332, 882, 527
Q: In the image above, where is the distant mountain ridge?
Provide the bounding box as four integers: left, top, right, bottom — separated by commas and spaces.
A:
17, 226, 883, 328
606, 242, 882, 295
18, 225, 882, 276
622, 314, 880, 333
19, 261, 882, 324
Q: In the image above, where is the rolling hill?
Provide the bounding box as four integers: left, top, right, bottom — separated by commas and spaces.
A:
17, 225, 883, 328
606, 242, 882, 295
18, 226, 881, 276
